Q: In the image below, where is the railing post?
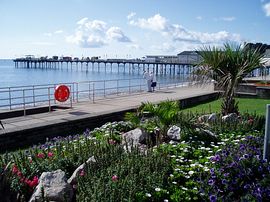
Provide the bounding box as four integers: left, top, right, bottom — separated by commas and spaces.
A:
103, 80, 106, 97
53, 84, 56, 104
92, 83, 95, 103
129, 79, 131, 94
33, 85, 36, 107
70, 85, 73, 108
117, 80, 119, 95
9, 87, 12, 110
23, 89, 26, 116
48, 87, 51, 112
89, 82, 91, 99
76, 82, 79, 102
72, 83, 75, 102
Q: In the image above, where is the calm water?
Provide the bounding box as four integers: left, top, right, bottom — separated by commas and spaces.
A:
0, 59, 187, 87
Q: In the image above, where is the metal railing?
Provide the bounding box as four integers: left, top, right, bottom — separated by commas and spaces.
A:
0, 77, 193, 114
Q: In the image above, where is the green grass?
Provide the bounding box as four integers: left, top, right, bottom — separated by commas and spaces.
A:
182, 98, 270, 116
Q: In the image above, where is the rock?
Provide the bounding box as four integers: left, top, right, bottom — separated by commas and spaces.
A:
29, 169, 73, 202
222, 113, 238, 123
67, 156, 96, 185
202, 129, 217, 139
198, 113, 217, 123
122, 128, 148, 146
208, 113, 217, 122
195, 128, 217, 141
198, 114, 210, 123
167, 125, 181, 141
168, 140, 179, 145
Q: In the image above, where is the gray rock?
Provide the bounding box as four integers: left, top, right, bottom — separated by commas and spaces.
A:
222, 113, 238, 123
202, 129, 217, 138
198, 113, 217, 123
208, 113, 217, 122
29, 169, 73, 202
198, 114, 210, 123
67, 156, 96, 185
167, 125, 181, 141
122, 128, 148, 146
168, 140, 179, 145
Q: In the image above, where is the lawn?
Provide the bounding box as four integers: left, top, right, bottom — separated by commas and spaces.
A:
182, 98, 270, 116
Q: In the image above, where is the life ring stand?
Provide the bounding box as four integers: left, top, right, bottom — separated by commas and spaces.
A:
54, 85, 70, 102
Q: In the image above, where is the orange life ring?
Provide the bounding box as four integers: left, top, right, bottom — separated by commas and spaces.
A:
54, 85, 70, 102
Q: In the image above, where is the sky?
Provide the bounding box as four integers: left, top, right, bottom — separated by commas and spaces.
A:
0, 0, 270, 59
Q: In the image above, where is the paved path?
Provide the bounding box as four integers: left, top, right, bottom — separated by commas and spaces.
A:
0, 84, 215, 135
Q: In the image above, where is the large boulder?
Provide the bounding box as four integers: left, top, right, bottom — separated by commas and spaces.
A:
67, 156, 96, 185
167, 125, 181, 141
29, 169, 73, 202
222, 113, 238, 123
122, 128, 148, 146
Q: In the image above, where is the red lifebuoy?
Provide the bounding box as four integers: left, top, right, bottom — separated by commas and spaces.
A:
54, 85, 70, 102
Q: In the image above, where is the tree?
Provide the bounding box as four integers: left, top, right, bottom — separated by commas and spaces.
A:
197, 43, 265, 115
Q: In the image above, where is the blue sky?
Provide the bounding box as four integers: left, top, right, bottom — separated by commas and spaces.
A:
0, 0, 270, 59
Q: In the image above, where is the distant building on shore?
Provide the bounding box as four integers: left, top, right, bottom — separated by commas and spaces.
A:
177, 51, 201, 64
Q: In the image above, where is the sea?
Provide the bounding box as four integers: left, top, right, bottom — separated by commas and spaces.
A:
0, 59, 186, 87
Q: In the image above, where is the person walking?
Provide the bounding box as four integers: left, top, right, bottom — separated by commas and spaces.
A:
150, 72, 156, 91
143, 70, 152, 92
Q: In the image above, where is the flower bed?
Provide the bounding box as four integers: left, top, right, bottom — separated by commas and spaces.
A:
0, 104, 269, 201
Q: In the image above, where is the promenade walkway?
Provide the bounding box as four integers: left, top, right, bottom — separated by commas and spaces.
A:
0, 84, 216, 151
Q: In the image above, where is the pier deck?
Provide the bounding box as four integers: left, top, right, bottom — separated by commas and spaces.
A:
0, 84, 216, 151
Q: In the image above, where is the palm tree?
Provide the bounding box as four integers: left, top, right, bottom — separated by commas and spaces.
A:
197, 43, 265, 115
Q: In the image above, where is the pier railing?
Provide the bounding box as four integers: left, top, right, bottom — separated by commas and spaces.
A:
0, 77, 193, 114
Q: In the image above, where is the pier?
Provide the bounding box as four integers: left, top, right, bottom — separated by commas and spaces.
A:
13, 58, 196, 75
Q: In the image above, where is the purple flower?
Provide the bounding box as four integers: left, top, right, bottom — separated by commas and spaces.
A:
222, 179, 228, 185
209, 195, 217, 202
208, 179, 215, 186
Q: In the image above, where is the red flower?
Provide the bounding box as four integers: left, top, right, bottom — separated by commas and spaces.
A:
48, 152, 54, 158
12, 165, 19, 174
17, 171, 23, 178
112, 175, 118, 182
37, 153, 45, 159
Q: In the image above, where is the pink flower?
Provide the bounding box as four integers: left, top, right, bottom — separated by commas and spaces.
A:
37, 153, 45, 159
109, 139, 116, 145
248, 118, 254, 125
48, 152, 54, 158
112, 175, 118, 182
79, 169, 86, 176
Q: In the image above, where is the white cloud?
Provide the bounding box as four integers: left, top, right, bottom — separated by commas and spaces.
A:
67, 18, 131, 48
127, 12, 136, 20
129, 14, 242, 44
221, 17, 236, 21
106, 27, 131, 42
129, 14, 168, 32
196, 16, 203, 20
263, 2, 270, 16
